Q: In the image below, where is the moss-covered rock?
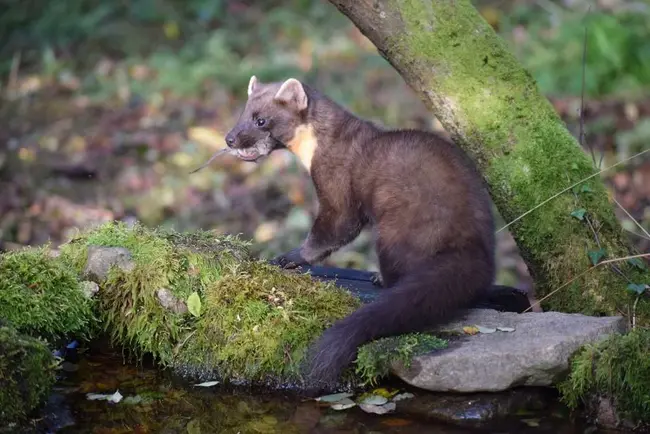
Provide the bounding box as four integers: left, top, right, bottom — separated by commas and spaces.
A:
558, 328, 650, 429
60, 222, 257, 366
0, 325, 58, 425
0, 247, 97, 342
58, 222, 356, 386
58, 221, 445, 389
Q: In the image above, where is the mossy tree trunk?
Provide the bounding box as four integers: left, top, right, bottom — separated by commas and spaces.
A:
327, 0, 648, 320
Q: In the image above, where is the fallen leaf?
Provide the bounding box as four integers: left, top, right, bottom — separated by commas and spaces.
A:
476, 325, 497, 334
187, 292, 202, 317
316, 392, 353, 403
87, 390, 123, 403
330, 398, 356, 411
359, 402, 396, 415
369, 387, 399, 399
193, 380, 219, 387
391, 392, 415, 402
463, 326, 479, 335
358, 395, 388, 406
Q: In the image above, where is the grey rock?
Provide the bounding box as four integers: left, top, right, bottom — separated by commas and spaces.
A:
83, 245, 135, 281
392, 309, 626, 393
80, 281, 100, 298
156, 288, 188, 314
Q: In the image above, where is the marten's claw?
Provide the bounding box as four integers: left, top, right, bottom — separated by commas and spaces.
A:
271, 248, 309, 270
370, 272, 384, 288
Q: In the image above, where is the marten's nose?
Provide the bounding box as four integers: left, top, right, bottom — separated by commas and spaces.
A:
225, 133, 235, 148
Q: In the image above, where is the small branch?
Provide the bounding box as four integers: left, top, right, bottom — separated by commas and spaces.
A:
624, 227, 650, 242
612, 196, 650, 240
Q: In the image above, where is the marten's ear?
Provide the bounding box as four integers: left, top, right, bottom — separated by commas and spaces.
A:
247, 75, 258, 96
274, 78, 308, 111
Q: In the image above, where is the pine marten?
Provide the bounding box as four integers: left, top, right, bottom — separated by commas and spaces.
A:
224, 76, 496, 391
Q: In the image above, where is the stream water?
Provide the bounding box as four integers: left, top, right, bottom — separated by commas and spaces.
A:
14, 342, 601, 434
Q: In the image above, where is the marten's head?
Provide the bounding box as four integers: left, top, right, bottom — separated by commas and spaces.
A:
225, 76, 316, 170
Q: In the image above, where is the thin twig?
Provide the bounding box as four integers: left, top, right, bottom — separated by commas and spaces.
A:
523, 253, 650, 313
584, 213, 631, 282
612, 196, 650, 240
568, 174, 632, 283
633, 296, 640, 329
598, 149, 605, 169
624, 227, 650, 242
188, 148, 231, 174
497, 148, 650, 233
585, 215, 602, 248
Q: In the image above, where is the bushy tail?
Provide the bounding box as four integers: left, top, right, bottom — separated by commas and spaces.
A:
303, 250, 493, 391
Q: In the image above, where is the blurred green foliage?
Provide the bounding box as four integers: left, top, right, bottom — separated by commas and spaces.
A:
500, 2, 650, 98
2, 0, 650, 100
1, 0, 648, 278
0, 0, 379, 104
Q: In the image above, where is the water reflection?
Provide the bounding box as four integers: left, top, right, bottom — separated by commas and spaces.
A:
24, 345, 594, 434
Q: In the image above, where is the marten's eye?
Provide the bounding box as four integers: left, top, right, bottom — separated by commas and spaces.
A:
256, 118, 266, 127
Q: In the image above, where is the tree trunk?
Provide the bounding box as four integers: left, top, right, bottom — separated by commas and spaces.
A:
327, 0, 648, 320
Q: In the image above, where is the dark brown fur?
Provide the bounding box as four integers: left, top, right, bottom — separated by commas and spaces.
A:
225, 76, 496, 392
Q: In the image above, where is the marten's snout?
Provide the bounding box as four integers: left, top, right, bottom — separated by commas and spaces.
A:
225, 132, 237, 148
225, 127, 265, 150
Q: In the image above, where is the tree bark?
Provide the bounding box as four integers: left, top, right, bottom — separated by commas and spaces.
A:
327, 0, 648, 320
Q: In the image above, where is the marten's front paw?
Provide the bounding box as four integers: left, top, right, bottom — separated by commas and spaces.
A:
370, 272, 384, 288
271, 248, 309, 270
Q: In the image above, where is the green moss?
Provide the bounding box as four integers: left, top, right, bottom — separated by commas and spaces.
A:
0, 325, 58, 424
0, 247, 97, 342
177, 261, 360, 385
385, 0, 648, 321
355, 333, 448, 386
57, 221, 453, 388
59, 221, 252, 366
558, 329, 650, 424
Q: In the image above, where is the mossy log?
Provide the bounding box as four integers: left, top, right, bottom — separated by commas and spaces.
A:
327, 0, 649, 318
55, 222, 446, 390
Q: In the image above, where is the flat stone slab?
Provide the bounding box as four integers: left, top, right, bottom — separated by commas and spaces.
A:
392, 309, 627, 393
